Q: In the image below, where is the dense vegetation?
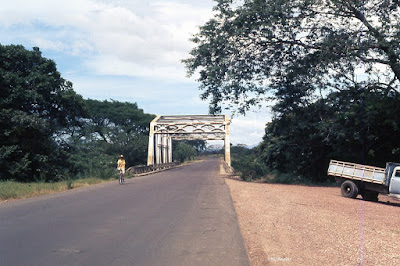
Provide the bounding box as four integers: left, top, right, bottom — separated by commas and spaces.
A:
0, 44, 155, 182
260, 88, 400, 182
186, 0, 400, 182
67, 99, 155, 181
230, 145, 268, 181
173, 140, 206, 163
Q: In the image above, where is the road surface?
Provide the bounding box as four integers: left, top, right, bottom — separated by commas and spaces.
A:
0, 158, 249, 266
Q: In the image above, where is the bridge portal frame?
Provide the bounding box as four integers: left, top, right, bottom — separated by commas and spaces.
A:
147, 115, 231, 166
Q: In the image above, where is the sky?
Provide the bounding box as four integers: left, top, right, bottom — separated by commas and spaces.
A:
0, 0, 272, 146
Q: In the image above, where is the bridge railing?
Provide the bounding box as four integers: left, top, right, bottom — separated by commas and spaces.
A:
127, 162, 179, 175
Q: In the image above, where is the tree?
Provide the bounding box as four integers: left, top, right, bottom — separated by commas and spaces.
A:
84, 99, 153, 142
174, 140, 207, 153
68, 99, 155, 174
184, 0, 400, 114
260, 85, 400, 182
0, 44, 86, 181
184, 0, 400, 182
173, 142, 197, 163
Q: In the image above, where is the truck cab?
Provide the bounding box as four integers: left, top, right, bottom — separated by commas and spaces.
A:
388, 163, 400, 196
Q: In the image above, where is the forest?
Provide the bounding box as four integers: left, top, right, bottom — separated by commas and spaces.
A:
0, 44, 156, 183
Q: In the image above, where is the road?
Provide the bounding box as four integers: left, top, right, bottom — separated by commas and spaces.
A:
0, 158, 249, 266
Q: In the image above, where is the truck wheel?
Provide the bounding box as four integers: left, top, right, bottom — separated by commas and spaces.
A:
361, 191, 379, 202
341, 181, 359, 198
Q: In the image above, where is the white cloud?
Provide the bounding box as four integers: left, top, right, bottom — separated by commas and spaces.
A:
0, 0, 213, 81
83, 2, 212, 77
0, 0, 275, 145
68, 73, 210, 114
0, 0, 96, 27
85, 55, 191, 82
229, 109, 272, 146
70, 40, 95, 56
31, 38, 66, 51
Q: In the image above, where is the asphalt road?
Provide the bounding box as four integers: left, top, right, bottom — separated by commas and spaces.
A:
0, 158, 249, 266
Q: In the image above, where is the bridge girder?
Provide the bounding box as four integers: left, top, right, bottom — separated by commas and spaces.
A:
147, 115, 231, 166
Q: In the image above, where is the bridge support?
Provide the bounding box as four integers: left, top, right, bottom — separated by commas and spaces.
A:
147, 115, 231, 166
147, 119, 155, 165
224, 115, 231, 166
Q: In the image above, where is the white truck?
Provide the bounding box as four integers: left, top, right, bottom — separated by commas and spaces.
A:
328, 159, 400, 201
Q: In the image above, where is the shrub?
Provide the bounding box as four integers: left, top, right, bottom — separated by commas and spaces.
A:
232, 154, 268, 181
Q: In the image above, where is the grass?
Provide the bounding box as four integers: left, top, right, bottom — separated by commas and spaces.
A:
0, 159, 204, 202
0, 177, 114, 202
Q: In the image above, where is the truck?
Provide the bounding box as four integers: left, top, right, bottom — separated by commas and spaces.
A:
327, 159, 400, 201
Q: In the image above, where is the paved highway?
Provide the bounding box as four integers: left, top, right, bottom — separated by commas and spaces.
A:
0, 158, 249, 265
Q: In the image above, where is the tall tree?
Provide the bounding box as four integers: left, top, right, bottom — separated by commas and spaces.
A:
185, 0, 400, 181
184, 0, 400, 114
72, 99, 155, 170
0, 45, 86, 181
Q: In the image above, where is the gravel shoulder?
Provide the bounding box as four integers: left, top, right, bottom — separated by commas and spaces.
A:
225, 177, 400, 265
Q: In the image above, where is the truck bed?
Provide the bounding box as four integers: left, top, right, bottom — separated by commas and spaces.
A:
328, 160, 386, 185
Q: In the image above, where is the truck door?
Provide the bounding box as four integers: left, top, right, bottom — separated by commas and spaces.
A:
389, 167, 400, 195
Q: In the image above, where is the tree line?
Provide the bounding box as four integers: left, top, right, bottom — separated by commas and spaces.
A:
185, 0, 400, 182
0, 44, 155, 182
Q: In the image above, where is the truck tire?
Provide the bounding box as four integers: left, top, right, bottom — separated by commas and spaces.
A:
361, 191, 379, 202
341, 181, 359, 198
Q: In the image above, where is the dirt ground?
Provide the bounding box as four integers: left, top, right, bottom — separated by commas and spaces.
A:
225, 178, 400, 265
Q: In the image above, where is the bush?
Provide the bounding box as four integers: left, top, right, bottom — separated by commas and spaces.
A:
173, 142, 196, 163
232, 154, 268, 181
80, 165, 116, 180
262, 170, 307, 184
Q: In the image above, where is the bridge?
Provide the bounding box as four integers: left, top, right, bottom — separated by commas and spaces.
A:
147, 115, 231, 166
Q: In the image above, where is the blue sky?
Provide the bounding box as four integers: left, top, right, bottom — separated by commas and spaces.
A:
0, 0, 271, 146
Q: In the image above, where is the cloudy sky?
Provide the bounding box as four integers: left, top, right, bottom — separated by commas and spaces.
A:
0, 0, 271, 146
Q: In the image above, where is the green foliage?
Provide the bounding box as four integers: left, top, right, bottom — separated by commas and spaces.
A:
67, 99, 155, 178
0, 180, 67, 200
260, 86, 400, 182
66, 178, 73, 190
173, 142, 197, 163
171, 140, 206, 163
183, 140, 207, 152
185, 1, 400, 183
0, 44, 86, 182
232, 154, 268, 181
0, 178, 111, 201
79, 99, 154, 166
230, 144, 268, 181
0, 44, 155, 183
84, 99, 153, 142
68, 140, 116, 179
231, 144, 253, 157
185, 0, 400, 114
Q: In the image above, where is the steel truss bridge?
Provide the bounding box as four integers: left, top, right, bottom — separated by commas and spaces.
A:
147, 115, 231, 166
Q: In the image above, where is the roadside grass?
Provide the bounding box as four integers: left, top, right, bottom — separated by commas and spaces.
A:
0, 177, 114, 202
0, 159, 203, 202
